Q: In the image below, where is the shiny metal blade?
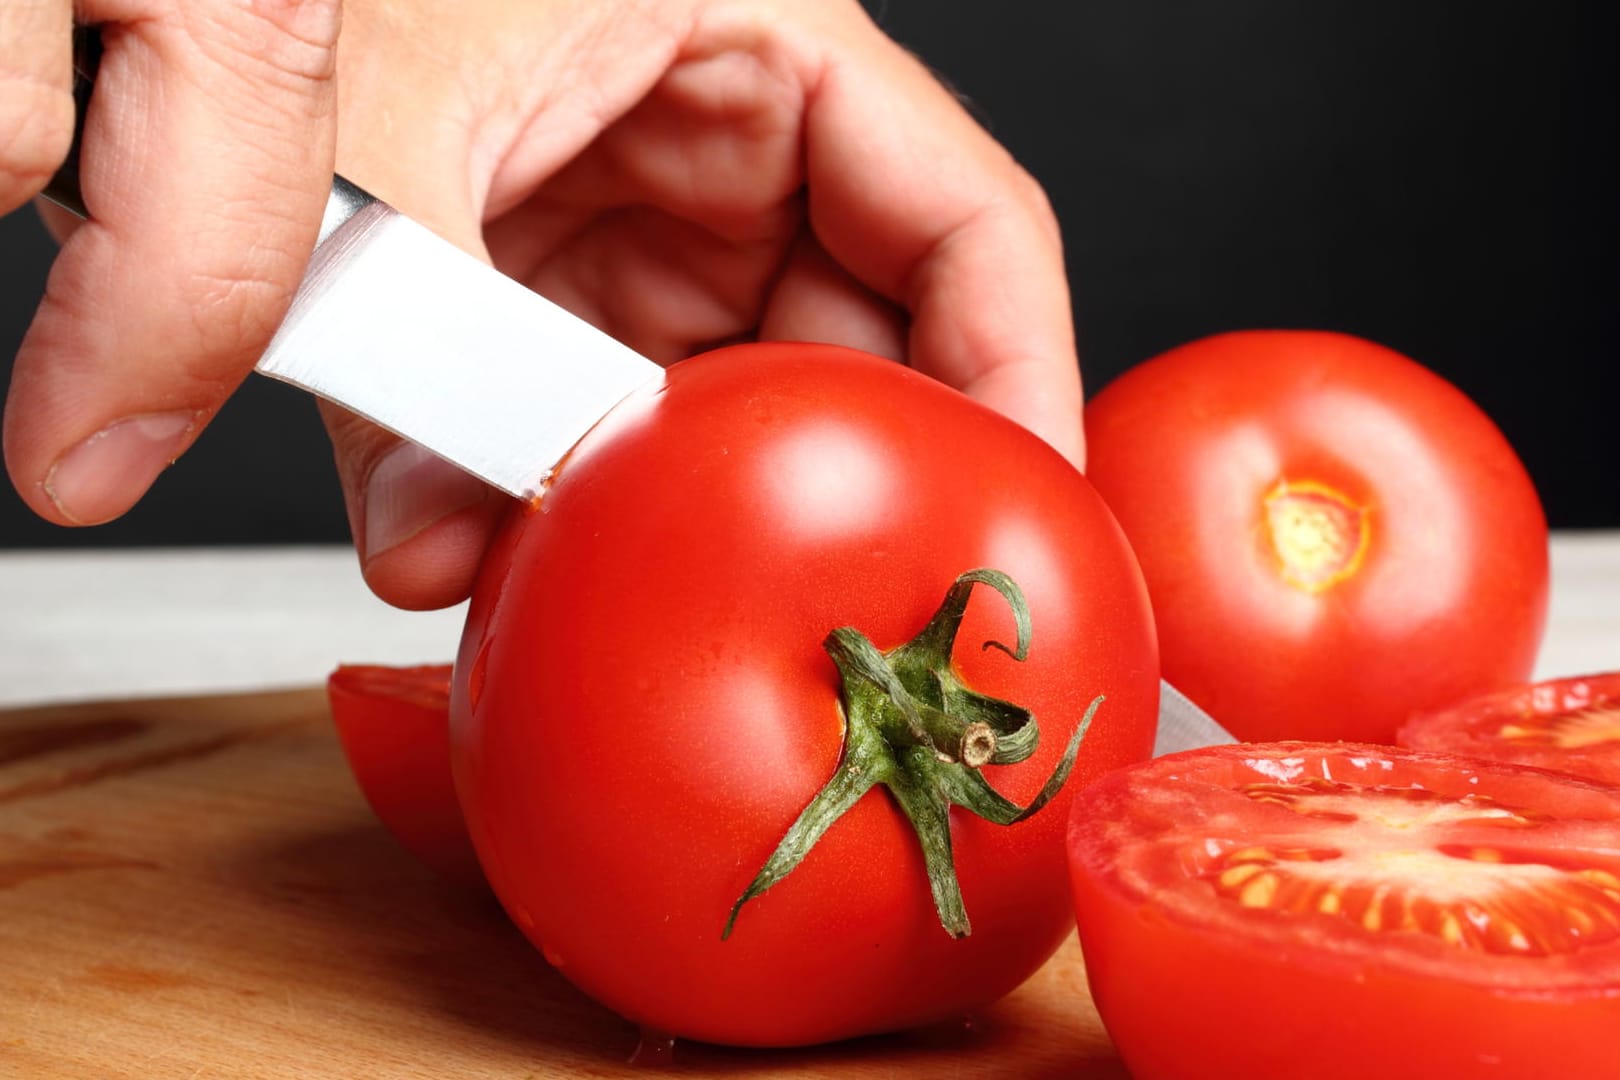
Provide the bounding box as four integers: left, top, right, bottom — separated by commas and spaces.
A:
256, 183, 662, 501
1154, 679, 1237, 756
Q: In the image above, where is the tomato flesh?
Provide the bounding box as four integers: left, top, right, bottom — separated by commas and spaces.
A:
326, 664, 483, 887
1400, 671, 1620, 786
1068, 742, 1620, 1080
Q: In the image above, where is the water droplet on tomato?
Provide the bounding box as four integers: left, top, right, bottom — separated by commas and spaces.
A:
540, 943, 565, 969
628, 1029, 677, 1067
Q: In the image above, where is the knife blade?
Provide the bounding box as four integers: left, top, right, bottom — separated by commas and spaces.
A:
1154, 679, 1237, 756
255, 179, 661, 500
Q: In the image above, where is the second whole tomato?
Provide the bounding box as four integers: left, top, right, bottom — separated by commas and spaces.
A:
451, 343, 1159, 1047
1084, 330, 1549, 744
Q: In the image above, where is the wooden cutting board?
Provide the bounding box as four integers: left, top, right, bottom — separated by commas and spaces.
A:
0, 688, 1126, 1079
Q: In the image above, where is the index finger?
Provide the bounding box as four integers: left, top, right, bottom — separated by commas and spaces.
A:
797, 10, 1084, 467
0, 0, 74, 217
3, 0, 341, 526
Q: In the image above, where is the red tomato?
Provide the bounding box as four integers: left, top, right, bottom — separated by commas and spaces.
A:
1084, 330, 1549, 744
326, 664, 483, 886
451, 343, 1159, 1047
1068, 742, 1620, 1080
1400, 671, 1620, 786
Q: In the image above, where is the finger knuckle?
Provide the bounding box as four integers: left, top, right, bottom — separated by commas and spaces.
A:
1007, 163, 1064, 246
245, 0, 342, 84
189, 0, 341, 95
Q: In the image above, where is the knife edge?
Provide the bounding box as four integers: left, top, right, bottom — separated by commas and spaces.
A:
256, 187, 664, 501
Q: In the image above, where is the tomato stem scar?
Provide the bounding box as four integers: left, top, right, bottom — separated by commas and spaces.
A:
723, 568, 1103, 940
1263, 479, 1371, 592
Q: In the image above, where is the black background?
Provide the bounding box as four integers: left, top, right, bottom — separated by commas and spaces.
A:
1, 0, 1614, 548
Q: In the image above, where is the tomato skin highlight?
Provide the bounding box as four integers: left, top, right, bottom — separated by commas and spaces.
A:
1084, 330, 1549, 744
1067, 742, 1620, 1080
1400, 671, 1620, 786
452, 343, 1159, 1047
326, 664, 484, 887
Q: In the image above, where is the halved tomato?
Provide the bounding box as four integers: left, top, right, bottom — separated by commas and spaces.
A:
1399, 671, 1620, 786
1067, 742, 1620, 1080
326, 663, 483, 887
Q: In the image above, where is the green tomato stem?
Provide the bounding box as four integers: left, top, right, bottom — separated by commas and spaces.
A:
723, 568, 1104, 940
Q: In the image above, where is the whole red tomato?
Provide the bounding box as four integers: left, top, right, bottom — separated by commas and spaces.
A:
1084, 330, 1548, 744
1068, 742, 1620, 1080
451, 343, 1158, 1047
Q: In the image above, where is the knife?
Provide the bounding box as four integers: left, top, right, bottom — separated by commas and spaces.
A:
41, 28, 1237, 753
1154, 680, 1235, 756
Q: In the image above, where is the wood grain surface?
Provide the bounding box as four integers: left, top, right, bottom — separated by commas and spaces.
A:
0, 689, 1125, 1079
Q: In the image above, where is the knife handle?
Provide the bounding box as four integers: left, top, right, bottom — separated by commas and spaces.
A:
41, 24, 374, 243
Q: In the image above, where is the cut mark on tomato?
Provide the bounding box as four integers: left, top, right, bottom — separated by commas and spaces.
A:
1498, 704, 1620, 750
1187, 779, 1620, 957
1262, 480, 1370, 592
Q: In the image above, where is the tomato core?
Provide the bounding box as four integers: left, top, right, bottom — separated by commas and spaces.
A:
1262, 480, 1369, 592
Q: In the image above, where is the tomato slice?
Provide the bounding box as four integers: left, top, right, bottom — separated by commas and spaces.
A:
1067, 742, 1620, 1080
1398, 671, 1620, 787
326, 664, 484, 888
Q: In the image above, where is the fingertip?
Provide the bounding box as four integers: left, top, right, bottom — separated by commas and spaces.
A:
360, 502, 506, 612
40, 409, 200, 525
964, 361, 1086, 472
333, 433, 508, 611
1028, 411, 1086, 474
1056, 423, 1087, 474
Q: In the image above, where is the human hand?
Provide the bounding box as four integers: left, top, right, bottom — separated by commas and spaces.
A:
3, 0, 1081, 613
322, 0, 1083, 609
1, 0, 340, 523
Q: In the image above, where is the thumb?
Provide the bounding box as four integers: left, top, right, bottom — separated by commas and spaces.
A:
3, 0, 341, 525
